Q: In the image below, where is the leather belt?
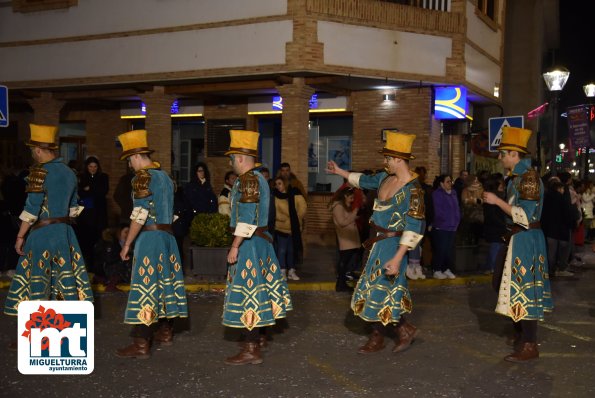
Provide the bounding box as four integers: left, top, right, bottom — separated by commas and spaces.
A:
31, 216, 72, 231
142, 224, 174, 235
229, 226, 273, 244
362, 222, 402, 250
503, 221, 541, 243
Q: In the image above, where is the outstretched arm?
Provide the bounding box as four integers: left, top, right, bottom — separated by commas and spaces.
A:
326, 160, 350, 179
483, 192, 512, 216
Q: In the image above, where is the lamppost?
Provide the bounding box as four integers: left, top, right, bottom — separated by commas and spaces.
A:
543, 66, 570, 173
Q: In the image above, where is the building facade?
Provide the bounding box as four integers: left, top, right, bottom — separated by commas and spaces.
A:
1, 0, 509, 241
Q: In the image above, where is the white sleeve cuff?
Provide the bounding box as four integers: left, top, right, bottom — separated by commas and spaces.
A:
234, 222, 257, 238
19, 210, 38, 224
69, 206, 84, 217
400, 231, 423, 249
348, 172, 363, 188
511, 206, 529, 228
130, 206, 149, 225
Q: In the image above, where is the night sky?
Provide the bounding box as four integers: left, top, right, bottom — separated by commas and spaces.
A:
557, 1, 594, 112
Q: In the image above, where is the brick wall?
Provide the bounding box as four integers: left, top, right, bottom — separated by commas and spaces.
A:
28, 93, 64, 126
351, 87, 441, 180
141, 87, 174, 173
203, 102, 253, 194
277, 78, 315, 187
64, 109, 128, 224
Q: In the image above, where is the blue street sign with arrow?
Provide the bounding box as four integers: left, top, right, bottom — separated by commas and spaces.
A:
488, 116, 524, 152
0, 86, 8, 128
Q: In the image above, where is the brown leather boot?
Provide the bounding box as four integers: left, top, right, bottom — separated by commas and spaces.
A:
504, 342, 539, 362
357, 330, 385, 354
393, 322, 418, 353
115, 338, 151, 359
154, 323, 174, 346
225, 342, 263, 365
258, 335, 268, 351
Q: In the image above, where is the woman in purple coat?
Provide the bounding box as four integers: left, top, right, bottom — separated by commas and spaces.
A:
430, 174, 461, 279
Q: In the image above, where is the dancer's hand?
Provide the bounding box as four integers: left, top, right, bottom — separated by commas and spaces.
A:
227, 246, 239, 264
384, 256, 401, 276
15, 237, 25, 256
120, 244, 130, 261
483, 192, 499, 205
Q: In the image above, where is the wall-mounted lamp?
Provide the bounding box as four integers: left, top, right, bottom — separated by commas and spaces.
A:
493, 83, 500, 98
383, 93, 396, 101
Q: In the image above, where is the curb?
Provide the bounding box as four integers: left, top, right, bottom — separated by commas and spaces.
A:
0, 275, 491, 293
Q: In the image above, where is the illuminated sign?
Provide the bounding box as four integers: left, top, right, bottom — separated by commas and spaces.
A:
434, 87, 468, 120
141, 100, 179, 115
272, 94, 318, 111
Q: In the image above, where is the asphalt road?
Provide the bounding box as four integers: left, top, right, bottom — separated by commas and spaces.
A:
1, 256, 594, 397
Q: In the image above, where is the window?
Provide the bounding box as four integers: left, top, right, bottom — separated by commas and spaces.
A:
13, 0, 78, 13
477, 0, 496, 21
206, 119, 246, 157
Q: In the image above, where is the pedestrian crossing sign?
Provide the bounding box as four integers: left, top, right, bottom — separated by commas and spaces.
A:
0, 85, 8, 128
488, 116, 524, 152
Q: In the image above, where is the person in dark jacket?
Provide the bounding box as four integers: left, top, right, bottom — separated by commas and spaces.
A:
183, 162, 218, 215
482, 173, 507, 273
77, 156, 109, 276
541, 177, 576, 277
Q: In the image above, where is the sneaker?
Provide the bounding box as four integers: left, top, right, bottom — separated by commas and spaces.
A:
569, 259, 584, 267
556, 270, 574, 277
281, 269, 287, 280
444, 269, 456, 279
433, 271, 447, 279
406, 265, 419, 280
414, 265, 426, 280
287, 268, 300, 281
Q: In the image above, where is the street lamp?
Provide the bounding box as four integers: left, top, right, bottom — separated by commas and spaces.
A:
584, 83, 595, 98
543, 66, 570, 173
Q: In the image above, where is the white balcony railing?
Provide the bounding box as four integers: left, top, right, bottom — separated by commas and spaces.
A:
382, 0, 451, 12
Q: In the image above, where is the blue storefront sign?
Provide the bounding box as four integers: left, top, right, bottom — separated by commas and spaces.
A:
434, 86, 468, 120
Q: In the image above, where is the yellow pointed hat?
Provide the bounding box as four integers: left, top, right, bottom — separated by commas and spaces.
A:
26, 123, 59, 150
225, 130, 260, 157
379, 131, 416, 160
497, 127, 532, 154
118, 130, 155, 160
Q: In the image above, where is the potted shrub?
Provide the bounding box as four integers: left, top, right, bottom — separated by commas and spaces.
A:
189, 213, 232, 278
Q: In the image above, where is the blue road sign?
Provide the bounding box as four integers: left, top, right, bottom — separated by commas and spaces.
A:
488, 116, 524, 152
0, 85, 8, 128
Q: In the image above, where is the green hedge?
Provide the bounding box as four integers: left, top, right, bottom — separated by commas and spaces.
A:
190, 213, 233, 247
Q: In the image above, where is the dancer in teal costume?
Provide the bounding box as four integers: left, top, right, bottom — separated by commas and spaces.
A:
223, 129, 292, 366
483, 126, 552, 363
327, 131, 424, 354
115, 130, 187, 359
4, 124, 92, 318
